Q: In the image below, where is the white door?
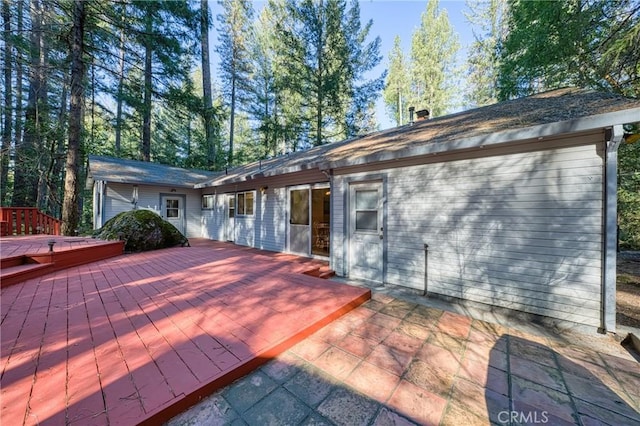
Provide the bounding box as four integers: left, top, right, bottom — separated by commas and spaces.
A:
162, 195, 185, 235
288, 188, 310, 255
226, 195, 235, 241
349, 183, 383, 282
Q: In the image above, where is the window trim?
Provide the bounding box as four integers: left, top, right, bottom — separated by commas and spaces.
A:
236, 191, 255, 216
201, 194, 215, 210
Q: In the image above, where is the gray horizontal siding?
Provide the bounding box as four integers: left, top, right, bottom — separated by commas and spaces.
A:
331, 176, 346, 275
235, 216, 254, 247
258, 187, 286, 252
201, 193, 225, 241
339, 139, 604, 328
103, 182, 201, 238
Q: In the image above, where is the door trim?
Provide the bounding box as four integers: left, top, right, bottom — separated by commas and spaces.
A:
225, 193, 235, 242
159, 193, 187, 236
345, 176, 387, 283
287, 183, 330, 257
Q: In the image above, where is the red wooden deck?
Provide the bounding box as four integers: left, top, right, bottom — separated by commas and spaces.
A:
0, 240, 370, 425
1, 235, 119, 258
1, 236, 125, 288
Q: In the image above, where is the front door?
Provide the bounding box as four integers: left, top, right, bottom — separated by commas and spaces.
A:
161, 195, 185, 235
349, 183, 383, 282
226, 195, 235, 241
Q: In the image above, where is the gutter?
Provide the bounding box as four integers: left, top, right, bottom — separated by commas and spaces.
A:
600, 125, 624, 334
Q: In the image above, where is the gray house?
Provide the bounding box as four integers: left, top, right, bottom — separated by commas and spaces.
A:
88, 88, 640, 332
87, 156, 218, 238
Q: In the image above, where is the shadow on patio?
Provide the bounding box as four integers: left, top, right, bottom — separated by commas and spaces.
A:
167, 294, 640, 425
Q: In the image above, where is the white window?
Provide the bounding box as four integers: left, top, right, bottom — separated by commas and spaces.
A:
202, 194, 214, 209
236, 191, 254, 216
355, 189, 377, 231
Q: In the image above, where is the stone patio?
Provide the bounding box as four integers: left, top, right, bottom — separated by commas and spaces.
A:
167, 293, 640, 426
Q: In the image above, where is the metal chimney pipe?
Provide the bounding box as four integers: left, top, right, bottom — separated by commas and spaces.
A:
408, 107, 415, 125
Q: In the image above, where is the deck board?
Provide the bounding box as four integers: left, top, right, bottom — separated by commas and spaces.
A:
0, 240, 369, 425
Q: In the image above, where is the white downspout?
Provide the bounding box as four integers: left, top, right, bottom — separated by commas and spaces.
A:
601, 125, 624, 333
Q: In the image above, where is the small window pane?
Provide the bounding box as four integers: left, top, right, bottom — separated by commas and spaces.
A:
237, 193, 245, 215
167, 209, 179, 218
202, 195, 214, 209
166, 199, 179, 209
356, 190, 377, 210
246, 192, 254, 215
229, 197, 235, 208
355, 211, 377, 231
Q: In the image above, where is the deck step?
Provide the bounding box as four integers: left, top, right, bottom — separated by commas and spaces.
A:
302, 267, 321, 277
302, 266, 336, 280
1, 262, 55, 288
319, 269, 336, 279
0, 240, 124, 288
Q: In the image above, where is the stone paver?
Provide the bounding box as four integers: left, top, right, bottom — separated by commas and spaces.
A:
168, 287, 640, 426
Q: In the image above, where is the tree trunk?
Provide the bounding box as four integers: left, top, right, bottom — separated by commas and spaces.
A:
13, 0, 46, 207
115, 6, 125, 156
229, 75, 235, 166
141, 5, 153, 162
315, 0, 324, 147
61, 0, 85, 235
201, 0, 215, 167
14, 0, 23, 159
47, 72, 68, 217
1, 0, 12, 205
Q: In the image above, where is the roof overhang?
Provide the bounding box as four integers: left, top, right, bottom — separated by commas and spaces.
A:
315, 107, 640, 170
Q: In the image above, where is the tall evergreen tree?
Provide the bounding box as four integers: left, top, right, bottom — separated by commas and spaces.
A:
1, 0, 12, 204
410, 0, 460, 117
464, 0, 509, 107
248, 6, 280, 157
274, 0, 382, 147
114, 4, 126, 157
216, 0, 254, 166
200, 0, 217, 167
498, 0, 640, 99
383, 36, 410, 126
13, 0, 49, 207
342, 0, 383, 136
61, 0, 85, 235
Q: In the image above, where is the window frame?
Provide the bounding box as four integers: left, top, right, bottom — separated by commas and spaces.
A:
236, 191, 255, 216
201, 194, 214, 210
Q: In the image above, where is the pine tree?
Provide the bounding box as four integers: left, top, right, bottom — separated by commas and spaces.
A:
383, 36, 410, 126
341, 0, 383, 136
216, 0, 254, 166
200, 0, 217, 167
498, 0, 640, 99
464, 0, 509, 107
247, 6, 279, 157
274, 0, 382, 147
61, 0, 86, 235
13, 0, 48, 207
1, 0, 12, 204
410, 0, 460, 117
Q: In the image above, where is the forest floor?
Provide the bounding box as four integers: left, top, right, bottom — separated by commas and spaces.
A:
617, 251, 640, 329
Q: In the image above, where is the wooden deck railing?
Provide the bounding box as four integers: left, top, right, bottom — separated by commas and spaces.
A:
0, 207, 62, 236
